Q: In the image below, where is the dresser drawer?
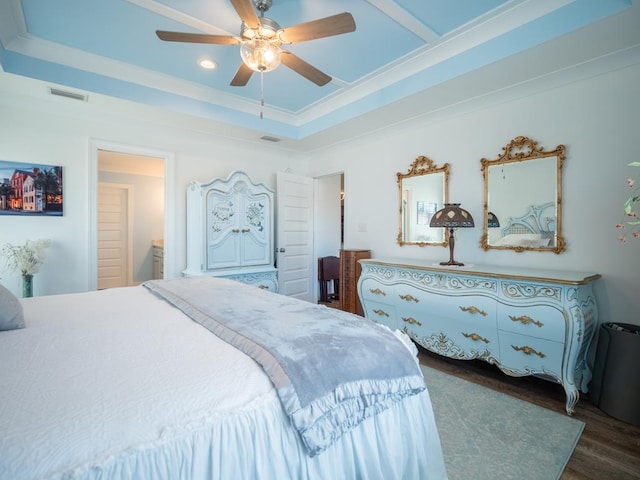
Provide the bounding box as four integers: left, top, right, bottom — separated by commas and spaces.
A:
497, 303, 564, 342
407, 313, 499, 361
361, 299, 398, 330
394, 285, 495, 323
359, 278, 395, 304
498, 331, 563, 379
214, 270, 278, 292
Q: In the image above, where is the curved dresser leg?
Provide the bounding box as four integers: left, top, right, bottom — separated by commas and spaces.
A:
563, 385, 579, 416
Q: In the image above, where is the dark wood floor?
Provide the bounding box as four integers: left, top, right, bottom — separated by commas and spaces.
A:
418, 347, 640, 480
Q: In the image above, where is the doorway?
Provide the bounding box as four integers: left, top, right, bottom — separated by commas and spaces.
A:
314, 172, 344, 303
89, 141, 174, 291
275, 171, 343, 303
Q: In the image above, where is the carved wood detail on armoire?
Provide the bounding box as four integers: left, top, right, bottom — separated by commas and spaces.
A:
339, 249, 371, 316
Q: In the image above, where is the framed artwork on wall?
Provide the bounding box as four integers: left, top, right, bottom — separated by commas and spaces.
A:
0, 160, 63, 216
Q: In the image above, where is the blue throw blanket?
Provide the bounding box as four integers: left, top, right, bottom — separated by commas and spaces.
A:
143, 276, 426, 456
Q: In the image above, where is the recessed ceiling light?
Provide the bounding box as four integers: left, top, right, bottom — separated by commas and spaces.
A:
198, 58, 217, 70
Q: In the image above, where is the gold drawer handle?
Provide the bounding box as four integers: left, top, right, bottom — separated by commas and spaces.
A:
462, 332, 489, 344
241, 228, 250, 233
232, 228, 240, 233
509, 315, 544, 328
369, 288, 386, 296
460, 306, 488, 317
512, 345, 546, 358
399, 294, 419, 303
373, 309, 390, 317
258, 285, 269, 290
402, 317, 422, 327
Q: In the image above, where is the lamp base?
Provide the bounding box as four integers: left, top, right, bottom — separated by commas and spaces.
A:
439, 260, 464, 267
440, 228, 465, 267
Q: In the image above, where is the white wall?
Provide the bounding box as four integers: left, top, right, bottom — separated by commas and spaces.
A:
0, 74, 309, 296
310, 61, 640, 331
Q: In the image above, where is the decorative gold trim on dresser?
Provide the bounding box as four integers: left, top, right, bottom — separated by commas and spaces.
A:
402, 317, 422, 326
509, 315, 543, 327
399, 294, 419, 302
362, 260, 601, 286
460, 305, 488, 316
369, 288, 386, 296
373, 309, 390, 317
512, 345, 546, 358
462, 332, 490, 343
503, 283, 561, 301
404, 330, 499, 364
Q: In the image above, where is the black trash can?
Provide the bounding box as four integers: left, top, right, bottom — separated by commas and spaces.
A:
590, 322, 640, 425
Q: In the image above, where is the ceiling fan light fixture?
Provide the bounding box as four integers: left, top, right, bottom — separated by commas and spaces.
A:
240, 39, 281, 72
240, 17, 280, 41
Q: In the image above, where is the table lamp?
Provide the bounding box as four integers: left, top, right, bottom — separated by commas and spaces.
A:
429, 203, 475, 266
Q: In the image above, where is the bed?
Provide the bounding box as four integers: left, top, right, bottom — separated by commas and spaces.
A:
0, 276, 446, 480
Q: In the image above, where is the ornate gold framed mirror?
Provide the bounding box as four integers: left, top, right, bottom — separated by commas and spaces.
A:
397, 156, 449, 247
480, 136, 566, 253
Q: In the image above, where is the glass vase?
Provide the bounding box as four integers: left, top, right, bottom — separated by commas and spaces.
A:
22, 274, 33, 298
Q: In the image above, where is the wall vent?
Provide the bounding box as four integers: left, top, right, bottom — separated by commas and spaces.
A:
260, 135, 281, 143
49, 87, 88, 102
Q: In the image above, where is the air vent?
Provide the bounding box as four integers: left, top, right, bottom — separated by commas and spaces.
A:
48, 87, 88, 102
260, 135, 281, 143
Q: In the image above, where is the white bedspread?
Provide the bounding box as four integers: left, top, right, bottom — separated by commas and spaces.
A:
0, 285, 446, 480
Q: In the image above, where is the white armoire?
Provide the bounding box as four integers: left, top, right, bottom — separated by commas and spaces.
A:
183, 170, 278, 291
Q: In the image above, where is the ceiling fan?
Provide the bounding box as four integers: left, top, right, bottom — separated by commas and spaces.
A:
156, 0, 356, 87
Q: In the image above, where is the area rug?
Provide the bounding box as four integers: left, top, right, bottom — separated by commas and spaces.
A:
421, 365, 585, 480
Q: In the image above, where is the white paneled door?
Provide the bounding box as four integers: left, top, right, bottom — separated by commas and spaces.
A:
97, 184, 133, 289
276, 171, 314, 301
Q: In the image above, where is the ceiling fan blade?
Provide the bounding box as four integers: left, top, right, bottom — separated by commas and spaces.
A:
230, 0, 261, 30
280, 51, 331, 86
230, 63, 254, 86
279, 13, 356, 43
156, 30, 239, 45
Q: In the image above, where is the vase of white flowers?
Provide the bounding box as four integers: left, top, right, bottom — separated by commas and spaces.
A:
1, 239, 51, 297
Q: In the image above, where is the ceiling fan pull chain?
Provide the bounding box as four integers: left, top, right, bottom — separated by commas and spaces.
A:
260, 71, 265, 119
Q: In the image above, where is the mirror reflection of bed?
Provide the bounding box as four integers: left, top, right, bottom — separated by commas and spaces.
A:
490, 202, 557, 248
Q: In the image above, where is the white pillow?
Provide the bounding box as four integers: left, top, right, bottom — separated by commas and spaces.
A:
0, 283, 25, 331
